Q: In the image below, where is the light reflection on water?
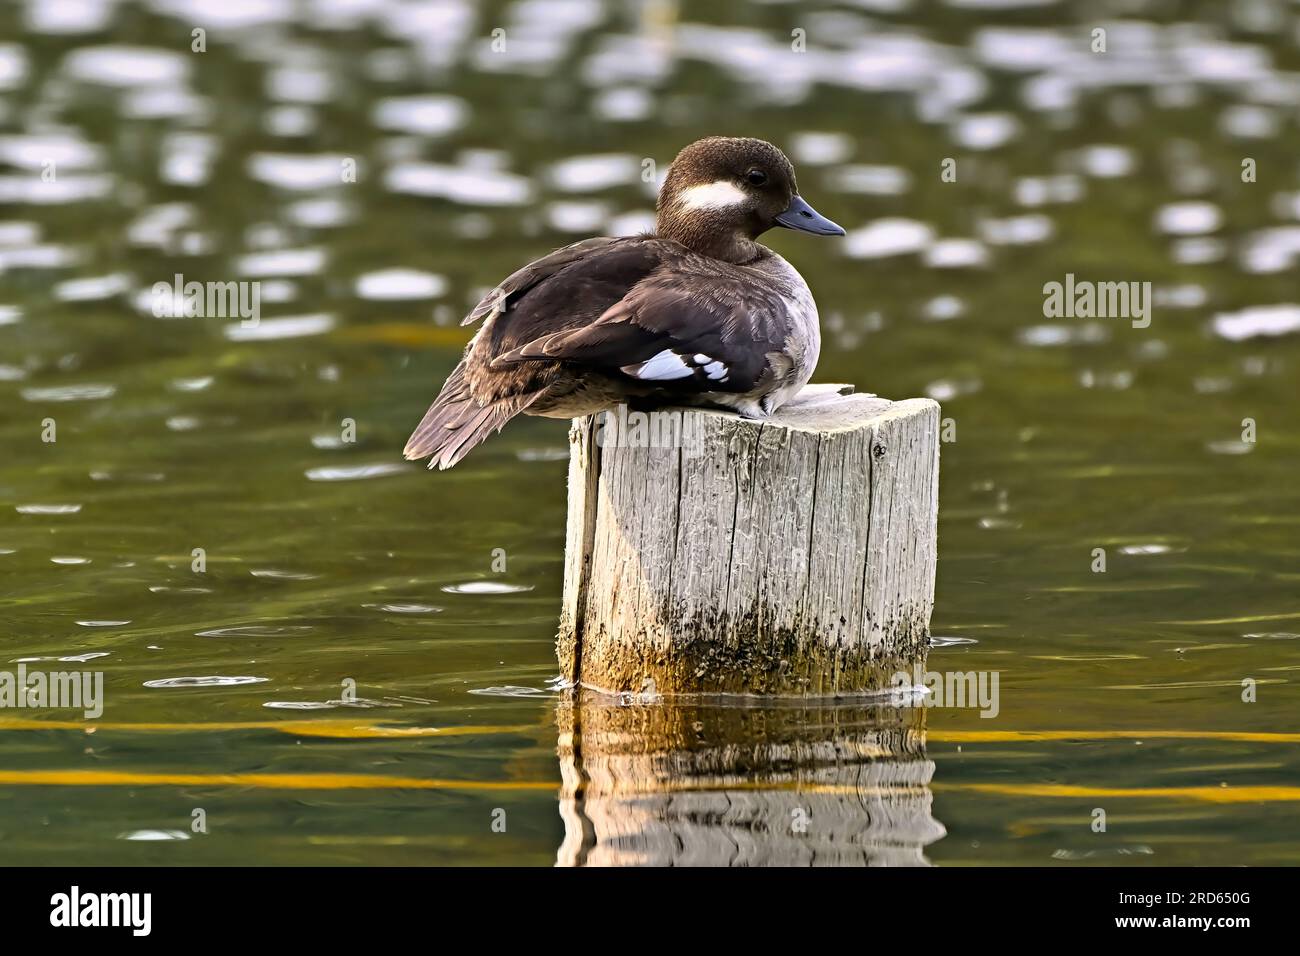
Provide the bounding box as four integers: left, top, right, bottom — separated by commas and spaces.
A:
0, 0, 1297, 865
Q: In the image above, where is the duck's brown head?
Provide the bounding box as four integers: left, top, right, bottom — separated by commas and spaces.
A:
655, 136, 844, 263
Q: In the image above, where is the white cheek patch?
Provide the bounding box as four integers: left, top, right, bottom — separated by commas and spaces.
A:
623, 349, 694, 381
676, 180, 749, 211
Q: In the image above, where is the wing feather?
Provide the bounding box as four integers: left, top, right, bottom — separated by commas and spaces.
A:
462, 237, 626, 326
489, 271, 789, 394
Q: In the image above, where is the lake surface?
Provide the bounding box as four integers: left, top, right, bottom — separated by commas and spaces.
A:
0, 0, 1297, 865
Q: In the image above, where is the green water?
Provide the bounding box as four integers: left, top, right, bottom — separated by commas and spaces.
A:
1, 0, 1298, 865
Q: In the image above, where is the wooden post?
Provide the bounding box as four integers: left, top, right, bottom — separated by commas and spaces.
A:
558, 384, 940, 696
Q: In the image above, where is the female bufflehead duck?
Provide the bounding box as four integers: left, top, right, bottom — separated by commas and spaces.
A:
404, 136, 844, 469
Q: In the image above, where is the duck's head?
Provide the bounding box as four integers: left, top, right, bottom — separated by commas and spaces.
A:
656, 136, 844, 263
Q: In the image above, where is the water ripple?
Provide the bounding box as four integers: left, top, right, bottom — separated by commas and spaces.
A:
440, 582, 535, 595
119, 830, 191, 841
363, 603, 444, 614
305, 463, 408, 482
143, 676, 269, 688
467, 685, 553, 698
20, 384, 116, 402
195, 625, 313, 638
224, 314, 335, 342
1213, 305, 1300, 341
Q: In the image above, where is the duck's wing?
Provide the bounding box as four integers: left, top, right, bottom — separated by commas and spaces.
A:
407, 238, 791, 469
405, 237, 661, 469
462, 236, 631, 327
488, 263, 789, 395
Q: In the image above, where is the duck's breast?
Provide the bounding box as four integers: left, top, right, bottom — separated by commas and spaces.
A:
760, 252, 822, 397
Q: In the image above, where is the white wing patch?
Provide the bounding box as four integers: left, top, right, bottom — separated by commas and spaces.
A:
623, 349, 693, 380
622, 349, 730, 384
676, 180, 748, 211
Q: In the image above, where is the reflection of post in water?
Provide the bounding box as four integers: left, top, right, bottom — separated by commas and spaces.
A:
556, 692, 945, 866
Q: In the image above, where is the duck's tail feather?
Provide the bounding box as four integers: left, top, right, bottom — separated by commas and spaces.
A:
403, 363, 541, 470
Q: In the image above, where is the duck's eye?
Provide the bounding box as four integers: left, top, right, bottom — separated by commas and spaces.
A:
745, 168, 768, 186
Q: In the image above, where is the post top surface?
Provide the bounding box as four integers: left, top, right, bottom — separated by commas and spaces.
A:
679, 384, 939, 434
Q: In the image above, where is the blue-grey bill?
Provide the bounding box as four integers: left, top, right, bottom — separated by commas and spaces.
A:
774, 195, 845, 236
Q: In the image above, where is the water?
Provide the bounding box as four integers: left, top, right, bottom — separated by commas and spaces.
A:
1, 0, 1298, 865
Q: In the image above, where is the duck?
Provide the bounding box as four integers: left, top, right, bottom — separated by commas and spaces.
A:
403, 136, 845, 469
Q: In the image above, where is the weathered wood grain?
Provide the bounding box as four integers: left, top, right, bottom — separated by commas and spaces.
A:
559, 384, 940, 696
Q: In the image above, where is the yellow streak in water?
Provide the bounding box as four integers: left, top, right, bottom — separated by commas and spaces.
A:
928, 729, 1300, 744
0, 770, 1293, 804
0, 717, 530, 739
4, 721, 1296, 746
3, 724, 1296, 800
0, 770, 554, 791
1102, 679, 1286, 690
1160, 611, 1300, 625
932, 782, 1300, 804
334, 323, 468, 349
